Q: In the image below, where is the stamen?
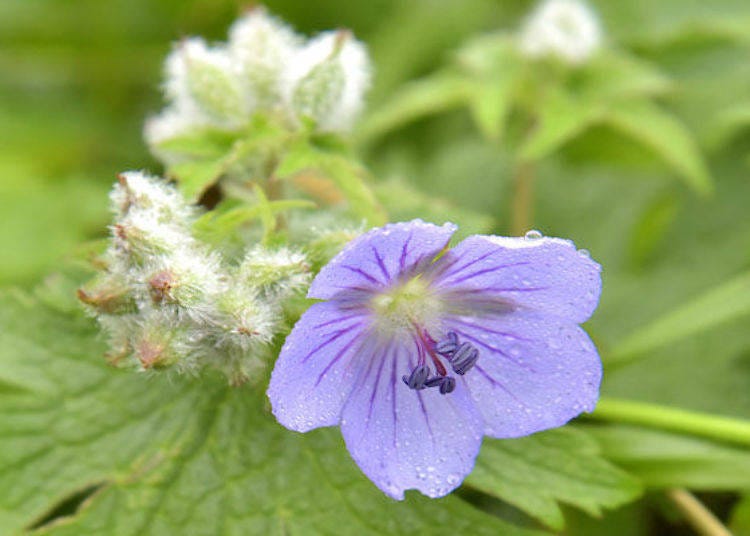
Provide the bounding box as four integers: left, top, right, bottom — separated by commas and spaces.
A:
450, 342, 479, 375
435, 331, 458, 356
424, 376, 456, 395
402, 364, 430, 390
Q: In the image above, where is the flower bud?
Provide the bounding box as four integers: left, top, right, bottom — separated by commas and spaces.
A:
165, 38, 245, 123
288, 31, 371, 131
519, 0, 602, 65
229, 7, 302, 110
237, 246, 311, 300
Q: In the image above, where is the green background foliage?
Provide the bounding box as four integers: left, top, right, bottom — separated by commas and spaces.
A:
3, 0, 750, 534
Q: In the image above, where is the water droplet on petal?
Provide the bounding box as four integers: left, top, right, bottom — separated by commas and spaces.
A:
525, 229, 543, 240
578, 249, 590, 258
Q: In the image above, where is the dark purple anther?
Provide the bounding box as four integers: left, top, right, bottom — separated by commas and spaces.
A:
435, 331, 458, 356
402, 364, 430, 390
451, 342, 479, 375
424, 375, 456, 395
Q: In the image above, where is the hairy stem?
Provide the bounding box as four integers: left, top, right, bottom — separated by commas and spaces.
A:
510, 160, 535, 236
591, 397, 750, 447
666, 488, 733, 536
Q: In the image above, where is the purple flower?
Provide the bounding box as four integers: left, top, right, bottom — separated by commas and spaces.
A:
268, 220, 602, 499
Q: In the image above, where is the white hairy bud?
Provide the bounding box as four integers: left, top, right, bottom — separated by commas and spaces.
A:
229, 7, 302, 109
519, 0, 602, 65
287, 31, 371, 131
165, 38, 245, 124
237, 246, 311, 300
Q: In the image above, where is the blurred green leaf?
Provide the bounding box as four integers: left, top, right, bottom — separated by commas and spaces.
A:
0, 292, 543, 535
626, 192, 680, 270
609, 271, 750, 364
467, 428, 642, 531
588, 424, 750, 490
730, 494, 750, 535
154, 128, 239, 159
578, 51, 672, 100
358, 72, 473, 144
277, 141, 386, 225
604, 100, 713, 195
520, 90, 604, 160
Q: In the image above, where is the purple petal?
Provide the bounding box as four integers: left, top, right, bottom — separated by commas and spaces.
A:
308, 220, 457, 299
268, 302, 368, 432
432, 235, 601, 323
445, 310, 601, 438
340, 340, 483, 500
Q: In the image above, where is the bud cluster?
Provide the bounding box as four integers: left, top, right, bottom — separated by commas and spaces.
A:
519, 0, 602, 65
145, 7, 371, 160
79, 171, 311, 385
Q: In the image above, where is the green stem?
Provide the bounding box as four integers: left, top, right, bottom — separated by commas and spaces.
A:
510, 159, 535, 236
590, 397, 750, 447
666, 488, 733, 536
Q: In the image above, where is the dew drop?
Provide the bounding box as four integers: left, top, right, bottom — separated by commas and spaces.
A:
524, 229, 543, 240
578, 249, 591, 258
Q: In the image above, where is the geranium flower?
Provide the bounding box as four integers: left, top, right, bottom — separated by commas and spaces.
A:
268, 220, 602, 499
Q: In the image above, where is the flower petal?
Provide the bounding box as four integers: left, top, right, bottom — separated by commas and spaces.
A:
432, 235, 601, 323
446, 310, 601, 438
340, 340, 484, 500
268, 302, 368, 432
308, 220, 457, 299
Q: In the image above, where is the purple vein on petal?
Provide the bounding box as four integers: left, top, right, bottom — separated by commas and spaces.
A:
316, 333, 364, 386
437, 262, 533, 287
314, 312, 364, 330
434, 249, 500, 280
341, 264, 383, 285
399, 232, 413, 271
453, 329, 538, 372
301, 323, 361, 364
473, 364, 525, 405
366, 345, 389, 422
390, 352, 399, 449
371, 246, 391, 282
453, 285, 548, 294
449, 318, 531, 342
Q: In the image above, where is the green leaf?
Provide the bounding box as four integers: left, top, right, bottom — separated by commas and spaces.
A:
609, 271, 750, 364
578, 51, 672, 101
467, 427, 642, 531
154, 128, 239, 160
626, 192, 680, 270
0, 293, 543, 535
520, 90, 604, 160
277, 142, 386, 226
357, 72, 473, 144
468, 79, 514, 142
730, 494, 750, 535
167, 157, 227, 202
603, 100, 713, 195
587, 424, 750, 490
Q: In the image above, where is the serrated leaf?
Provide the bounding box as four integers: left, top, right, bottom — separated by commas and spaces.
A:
587, 424, 750, 490
277, 142, 386, 225
609, 271, 750, 364
467, 427, 642, 531
357, 72, 473, 144
0, 294, 543, 535
604, 100, 713, 195
520, 90, 604, 160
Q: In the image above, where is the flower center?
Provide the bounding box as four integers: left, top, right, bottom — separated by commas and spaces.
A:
402, 330, 480, 396
370, 276, 442, 334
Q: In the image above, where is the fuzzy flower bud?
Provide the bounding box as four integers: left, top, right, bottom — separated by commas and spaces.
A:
229, 7, 302, 109
165, 38, 245, 124
287, 31, 371, 131
237, 246, 311, 300
519, 0, 602, 65
81, 171, 313, 385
